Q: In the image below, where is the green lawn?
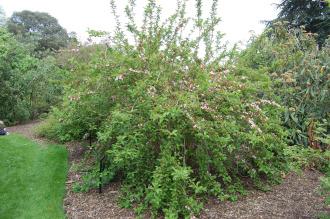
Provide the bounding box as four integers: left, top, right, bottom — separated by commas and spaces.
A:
0, 134, 68, 219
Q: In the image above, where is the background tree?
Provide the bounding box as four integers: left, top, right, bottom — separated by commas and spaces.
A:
272, 0, 330, 45
0, 27, 36, 123
0, 27, 67, 124
68, 31, 79, 46
0, 6, 5, 26
7, 10, 69, 54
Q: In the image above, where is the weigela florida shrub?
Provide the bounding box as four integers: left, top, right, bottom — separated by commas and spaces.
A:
42, 0, 289, 217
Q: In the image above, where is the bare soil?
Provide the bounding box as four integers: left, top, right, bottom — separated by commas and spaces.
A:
7, 121, 330, 219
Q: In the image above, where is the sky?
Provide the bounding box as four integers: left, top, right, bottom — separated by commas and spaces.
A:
0, 0, 280, 45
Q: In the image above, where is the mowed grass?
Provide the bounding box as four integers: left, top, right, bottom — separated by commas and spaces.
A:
0, 134, 68, 219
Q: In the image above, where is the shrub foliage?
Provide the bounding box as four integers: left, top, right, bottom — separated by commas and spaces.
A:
240, 23, 330, 147
0, 28, 66, 124
40, 1, 290, 217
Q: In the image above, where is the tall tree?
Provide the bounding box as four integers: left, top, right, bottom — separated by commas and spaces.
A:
7, 10, 69, 53
273, 0, 330, 45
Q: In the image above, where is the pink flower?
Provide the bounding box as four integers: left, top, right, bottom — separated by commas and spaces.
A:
115, 74, 124, 81
201, 102, 209, 110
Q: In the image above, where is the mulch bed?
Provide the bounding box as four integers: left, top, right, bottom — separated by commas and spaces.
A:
7, 120, 44, 143
201, 170, 329, 219
7, 121, 330, 219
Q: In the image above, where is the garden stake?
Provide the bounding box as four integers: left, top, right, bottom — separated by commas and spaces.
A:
99, 156, 105, 194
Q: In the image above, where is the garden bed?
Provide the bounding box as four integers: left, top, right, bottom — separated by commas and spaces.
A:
7, 121, 330, 218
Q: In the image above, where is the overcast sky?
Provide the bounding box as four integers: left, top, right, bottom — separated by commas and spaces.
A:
0, 0, 280, 45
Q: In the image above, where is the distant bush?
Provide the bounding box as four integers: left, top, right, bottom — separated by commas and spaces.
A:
240, 23, 330, 148
42, 1, 289, 217
320, 172, 330, 208
319, 167, 330, 219
0, 27, 67, 124
0, 27, 33, 123
284, 146, 330, 172
37, 111, 68, 142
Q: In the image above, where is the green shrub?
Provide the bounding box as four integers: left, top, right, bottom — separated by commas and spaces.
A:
37, 111, 68, 142
0, 27, 33, 124
0, 27, 67, 124
240, 23, 330, 147
42, 1, 290, 217
320, 173, 330, 204
284, 146, 330, 172
319, 170, 330, 219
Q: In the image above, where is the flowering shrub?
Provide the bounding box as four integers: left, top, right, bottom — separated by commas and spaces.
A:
40, 1, 289, 217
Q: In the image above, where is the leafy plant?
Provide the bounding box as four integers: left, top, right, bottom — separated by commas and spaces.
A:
240, 23, 330, 147
0, 27, 67, 124
319, 170, 330, 219
284, 145, 330, 172
7, 10, 70, 56
42, 1, 290, 217
270, 0, 330, 45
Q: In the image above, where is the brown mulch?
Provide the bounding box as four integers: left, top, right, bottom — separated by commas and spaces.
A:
64, 142, 136, 219
7, 120, 45, 144
201, 170, 330, 219
7, 121, 330, 219
65, 176, 135, 219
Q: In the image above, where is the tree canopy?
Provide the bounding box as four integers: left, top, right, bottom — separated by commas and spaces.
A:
273, 0, 330, 45
7, 10, 69, 53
